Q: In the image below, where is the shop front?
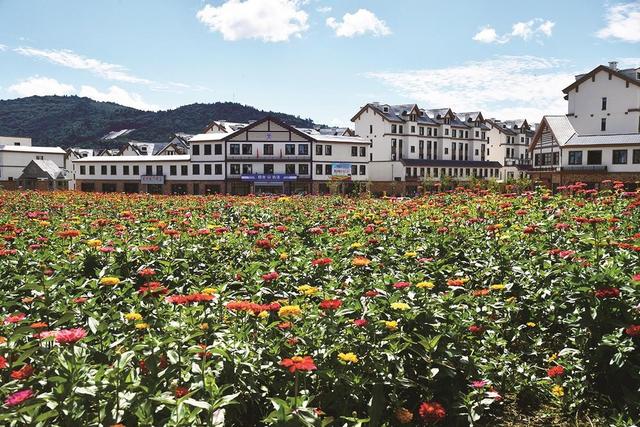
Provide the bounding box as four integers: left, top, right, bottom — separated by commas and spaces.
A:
232, 174, 308, 195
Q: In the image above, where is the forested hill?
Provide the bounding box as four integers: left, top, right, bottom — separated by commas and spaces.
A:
0, 96, 318, 148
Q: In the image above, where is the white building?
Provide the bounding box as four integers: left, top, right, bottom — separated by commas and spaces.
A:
486, 119, 534, 181
530, 62, 640, 188
0, 136, 32, 146
352, 103, 503, 194
0, 144, 69, 189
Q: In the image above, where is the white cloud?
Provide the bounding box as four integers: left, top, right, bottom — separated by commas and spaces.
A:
14, 47, 152, 84
326, 9, 391, 38
597, 2, 640, 43
317, 6, 332, 13
79, 85, 158, 111
472, 26, 508, 44
8, 76, 75, 97
366, 56, 574, 122
618, 57, 640, 67
0, 44, 7, 51
472, 19, 554, 44
196, 0, 309, 42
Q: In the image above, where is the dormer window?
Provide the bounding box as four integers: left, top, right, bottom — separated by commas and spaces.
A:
383, 106, 389, 113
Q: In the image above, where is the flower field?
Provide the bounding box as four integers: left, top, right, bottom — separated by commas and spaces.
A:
0, 187, 639, 426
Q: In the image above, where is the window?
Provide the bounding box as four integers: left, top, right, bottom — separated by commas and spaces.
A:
325, 164, 332, 175
587, 150, 602, 165
122, 165, 129, 175
215, 144, 222, 155
601, 97, 607, 111
242, 164, 252, 174
351, 146, 358, 156
359, 146, 366, 157
391, 124, 397, 133
133, 165, 139, 175
316, 144, 323, 155
193, 164, 200, 175
410, 146, 415, 153
230, 164, 240, 175
285, 144, 295, 155
299, 164, 309, 175
568, 151, 582, 165
351, 165, 358, 175
325, 145, 332, 156
264, 164, 274, 174
316, 164, 323, 175
434, 128, 438, 137
242, 144, 252, 155
612, 149, 628, 164
285, 164, 296, 174
264, 144, 274, 155
419, 127, 424, 136
181, 165, 188, 175
359, 165, 366, 175
204, 164, 212, 175
101, 165, 108, 175
601, 118, 607, 132
170, 165, 177, 176
204, 144, 211, 155
145, 166, 152, 175
411, 126, 416, 133
298, 144, 309, 155
452, 130, 457, 138
445, 129, 449, 136
399, 125, 404, 133
633, 149, 640, 164
444, 147, 449, 155
230, 144, 240, 155
80, 165, 86, 175
156, 165, 163, 176
193, 145, 200, 155
475, 131, 479, 138
215, 164, 222, 175
369, 125, 373, 134
110, 166, 117, 176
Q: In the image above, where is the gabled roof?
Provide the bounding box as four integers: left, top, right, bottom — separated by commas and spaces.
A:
223, 116, 316, 142
19, 160, 70, 180
456, 112, 484, 123
564, 133, 640, 147
563, 64, 640, 94
529, 115, 577, 152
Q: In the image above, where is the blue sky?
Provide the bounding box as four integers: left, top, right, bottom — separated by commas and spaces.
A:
0, 0, 639, 127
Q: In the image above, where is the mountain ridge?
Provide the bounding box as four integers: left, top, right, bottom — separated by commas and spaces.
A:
0, 96, 319, 148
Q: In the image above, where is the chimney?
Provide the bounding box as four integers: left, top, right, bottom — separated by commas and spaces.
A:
608, 61, 618, 70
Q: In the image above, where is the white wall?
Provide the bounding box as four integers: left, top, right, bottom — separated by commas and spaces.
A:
0, 136, 32, 146
0, 150, 65, 180
74, 160, 225, 181
562, 146, 640, 172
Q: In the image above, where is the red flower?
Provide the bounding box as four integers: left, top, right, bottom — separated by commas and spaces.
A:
418, 401, 446, 423
10, 364, 34, 380
353, 319, 368, 327
55, 328, 87, 345
547, 365, 565, 378
392, 281, 411, 289
625, 325, 640, 337
138, 268, 156, 277
4, 313, 26, 324
280, 356, 317, 373
4, 389, 34, 407
632, 274, 640, 282
175, 386, 189, 398
72, 297, 88, 304
364, 290, 379, 297
468, 325, 484, 335
262, 271, 280, 282
138, 282, 169, 296
0, 356, 7, 369
311, 257, 332, 267
319, 299, 342, 310
166, 293, 214, 305
594, 287, 620, 299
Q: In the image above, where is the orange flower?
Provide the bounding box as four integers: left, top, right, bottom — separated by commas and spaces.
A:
352, 256, 371, 267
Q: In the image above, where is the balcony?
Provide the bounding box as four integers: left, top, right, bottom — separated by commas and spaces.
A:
226, 154, 311, 161
561, 165, 608, 172
503, 158, 532, 167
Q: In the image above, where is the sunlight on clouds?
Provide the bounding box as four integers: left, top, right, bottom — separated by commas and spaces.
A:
8, 76, 75, 97
472, 19, 554, 44
78, 85, 158, 111
196, 0, 309, 42
326, 9, 391, 38
597, 2, 640, 43
366, 56, 573, 122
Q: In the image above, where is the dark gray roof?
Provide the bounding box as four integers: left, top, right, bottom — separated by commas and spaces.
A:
19, 160, 70, 180
402, 159, 503, 168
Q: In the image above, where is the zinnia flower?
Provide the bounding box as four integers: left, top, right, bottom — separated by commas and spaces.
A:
280, 356, 317, 373
385, 320, 398, 331
337, 352, 358, 364
547, 365, 565, 378
418, 401, 446, 423
394, 407, 413, 424
99, 277, 120, 286
624, 325, 640, 337
311, 257, 332, 266
125, 313, 142, 321
10, 364, 34, 380
352, 257, 371, 267
551, 385, 564, 397
278, 305, 302, 318
138, 268, 156, 277
468, 325, 483, 334
262, 271, 279, 282
0, 356, 7, 369
175, 386, 189, 398
416, 281, 435, 289
319, 299, 342, 310
392, 281, 411, 289
594, 287, 620, 299
297, 285, 319, 296
4, 313, 26, 324
4, 389, 34, 407
55, 328, 87, 345
470, 380, 488, 389
390, 302, 410, 311
353, 319, 368, 327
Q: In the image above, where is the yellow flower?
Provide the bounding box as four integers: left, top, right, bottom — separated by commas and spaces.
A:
125, 312, 142, 321
200, 323, 209, 330
404, 251, 417, 258
551, 385, 564, 397
87, 239, 103, 248
337, 352, 359, 364
385, 320, 398, 331
278, 305, 302, 318
490, 284, 506, 291
548, 353, 558, 362
39, 220, 50, 227
135, 322, 149, 330
258, 311, 270, 319
390, 302, 410, 311
526, 322, 536, 327
350, 242, 363, 249
100, 276, 120, 286
297, 285, 319, 296
279, 252, 288, 260
352, 256, 371, 267
0, 337, 6, 345
416, 281, 435, 289
202, 288, 217, 295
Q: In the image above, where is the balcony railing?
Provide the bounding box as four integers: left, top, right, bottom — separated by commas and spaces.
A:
503, 158, 532, 166
561, 165, 608, 172
226, 154, 310, 161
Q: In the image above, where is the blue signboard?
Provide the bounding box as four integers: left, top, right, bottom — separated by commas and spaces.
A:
241, 174, 298, 182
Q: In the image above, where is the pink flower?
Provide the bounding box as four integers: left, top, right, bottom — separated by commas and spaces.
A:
353, 319, 368, 327
5, 389, 34, 407
55, 328, 87, 345
4, 313, 26, 324
261, 272, 279, 282
470, 380, 488, 389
